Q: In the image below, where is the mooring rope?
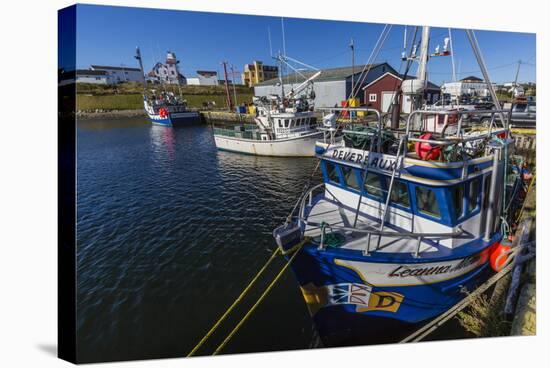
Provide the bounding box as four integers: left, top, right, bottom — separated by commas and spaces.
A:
186, 246, 282, 357
187, 239, 306, 357
212, 241, 305, 355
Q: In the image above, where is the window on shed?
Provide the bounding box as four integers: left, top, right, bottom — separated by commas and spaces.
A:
363, 173, 383, 198
469, 177, 481, 212
342, 166, 360, 191
415, 186, 440, 218
369, 93, 377, 102
325, 162, 340, 184
390, 180, 410, 208
451, 184, 464, 220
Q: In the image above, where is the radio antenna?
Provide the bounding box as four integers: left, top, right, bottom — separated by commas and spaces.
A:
281, 17, 287, 56
268, 27, 273, 57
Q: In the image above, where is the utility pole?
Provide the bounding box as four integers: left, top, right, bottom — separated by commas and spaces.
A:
230, 64, 238, 108
512, 59, 522, 98
222, 61, 233, 111
350, 38, 355, 99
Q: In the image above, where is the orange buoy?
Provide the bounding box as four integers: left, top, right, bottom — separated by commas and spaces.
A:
489, 242, 511, 272
415, 133, 441, 160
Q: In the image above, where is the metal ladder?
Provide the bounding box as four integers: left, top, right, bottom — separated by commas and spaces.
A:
372, 136, 406, 253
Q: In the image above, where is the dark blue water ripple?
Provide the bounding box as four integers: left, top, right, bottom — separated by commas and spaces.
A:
75, 118, 320, 362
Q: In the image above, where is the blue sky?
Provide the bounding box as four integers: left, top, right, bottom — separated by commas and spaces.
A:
75, 4, 536, 85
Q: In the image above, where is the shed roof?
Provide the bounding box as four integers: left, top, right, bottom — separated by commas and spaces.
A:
362, 71, 440, 90
255, 63, 392, 86
91, 65, 141, 72
76, 69, 108, 76
460, 75, 483, 82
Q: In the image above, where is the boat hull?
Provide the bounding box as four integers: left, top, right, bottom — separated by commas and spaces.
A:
213, 131, 328, 157
148, 111, 200, 127
287, 240, 497, 346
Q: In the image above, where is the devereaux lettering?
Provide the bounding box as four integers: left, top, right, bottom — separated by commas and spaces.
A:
330, 149, 397, 171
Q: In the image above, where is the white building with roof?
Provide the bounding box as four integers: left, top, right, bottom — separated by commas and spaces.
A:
147, 51, 186, 85
187, 71, 218, 86
90, 65, 143, 83
75, 69, 111, 84
441, 76, 489, 98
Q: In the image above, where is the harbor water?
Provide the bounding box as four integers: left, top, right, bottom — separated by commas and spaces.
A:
76, 117, 320, 362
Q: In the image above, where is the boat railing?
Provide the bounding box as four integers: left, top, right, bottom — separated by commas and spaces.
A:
297, 183, 471, 257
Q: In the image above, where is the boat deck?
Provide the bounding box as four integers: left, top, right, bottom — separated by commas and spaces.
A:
304, 198, 438, 254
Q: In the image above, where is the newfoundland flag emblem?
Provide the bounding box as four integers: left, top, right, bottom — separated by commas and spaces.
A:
328, 283, 372, 307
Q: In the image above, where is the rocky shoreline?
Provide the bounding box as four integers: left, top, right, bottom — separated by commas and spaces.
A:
76, 109, 146, 120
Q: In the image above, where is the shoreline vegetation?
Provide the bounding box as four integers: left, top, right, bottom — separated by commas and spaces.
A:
76, 82, 254, 117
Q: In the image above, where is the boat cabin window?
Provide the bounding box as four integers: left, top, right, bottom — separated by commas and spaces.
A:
363, 173, 383, 198
415, 186, 440, 218
284, 119, 290, 128
390, 180, 410, 208
469, 177, 481, 212
278, 119, 283, 128
324, 161, 340, 184
342, 166, 360, 191
451, 184, 464, 220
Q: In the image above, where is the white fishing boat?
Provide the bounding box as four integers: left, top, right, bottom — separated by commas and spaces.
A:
213, 54, 337, 157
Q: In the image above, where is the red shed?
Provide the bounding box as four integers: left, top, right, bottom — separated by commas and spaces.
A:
362, 72, 440, 113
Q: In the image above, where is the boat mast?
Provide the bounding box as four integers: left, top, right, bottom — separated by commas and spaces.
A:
414, 26, 430, 110
465, 30, 502, 111
278, 53, 285, 107
134, 47, 147, 93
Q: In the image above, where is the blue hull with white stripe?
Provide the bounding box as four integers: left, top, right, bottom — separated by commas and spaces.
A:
148, 111, 200, 127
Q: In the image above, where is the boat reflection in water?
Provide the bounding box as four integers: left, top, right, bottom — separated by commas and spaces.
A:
150, 125, 176, 163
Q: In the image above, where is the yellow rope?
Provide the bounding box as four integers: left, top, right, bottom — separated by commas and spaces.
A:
186, 246, 282, 357
212, 241, 305, 355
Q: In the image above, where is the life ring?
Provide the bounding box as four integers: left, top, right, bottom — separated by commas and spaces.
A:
159, 108, 169, 118
415, 132, 441, 160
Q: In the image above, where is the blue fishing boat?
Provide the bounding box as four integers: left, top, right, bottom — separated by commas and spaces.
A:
143, 92, 199, 127
274, 27, 524, 345
135, 47, 199, 127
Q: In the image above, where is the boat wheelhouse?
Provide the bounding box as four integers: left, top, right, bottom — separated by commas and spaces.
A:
274, 106, 519, 345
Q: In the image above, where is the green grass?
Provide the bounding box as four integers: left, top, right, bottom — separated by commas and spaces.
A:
76, 82, 254, 111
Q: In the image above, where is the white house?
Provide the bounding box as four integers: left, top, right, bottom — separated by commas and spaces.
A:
441, 76, 489, 98
147, 51, 186, 85
187, 70, 218, 86
76, 69, 110, 84
90, 65, 143, 83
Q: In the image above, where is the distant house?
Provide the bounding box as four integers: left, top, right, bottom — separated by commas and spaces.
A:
362, 71, 440, 113
75, 69, 110, 84
242, 61, 279, 87
187, 70, 218, 86
254, 62, 398, 108
147, 51, 186, 85
441, 76, 489, 98
90, 65, 143, 84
